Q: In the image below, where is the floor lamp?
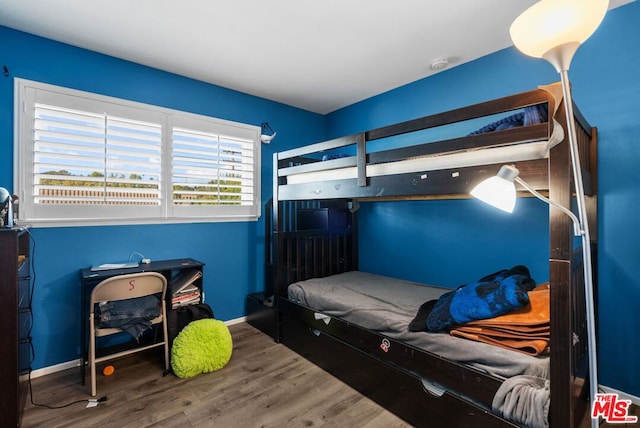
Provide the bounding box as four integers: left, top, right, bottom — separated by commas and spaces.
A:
473, 1, 608, 427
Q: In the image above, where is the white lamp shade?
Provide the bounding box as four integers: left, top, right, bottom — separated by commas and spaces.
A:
510, 0, 609, 59
471, 176, 517, 213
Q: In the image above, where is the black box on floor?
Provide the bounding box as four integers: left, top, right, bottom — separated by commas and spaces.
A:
246, 292, 276, 339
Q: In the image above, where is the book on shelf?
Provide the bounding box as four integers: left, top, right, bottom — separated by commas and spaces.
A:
171, 290, 201, 308
170, 268, 202, 295
170, 268, 202, 308
174, 283, 198, 295
172, 300, 200, 308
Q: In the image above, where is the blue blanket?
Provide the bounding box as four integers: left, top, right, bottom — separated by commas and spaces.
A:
469, 104, 548, 135
409, 265, 536, 332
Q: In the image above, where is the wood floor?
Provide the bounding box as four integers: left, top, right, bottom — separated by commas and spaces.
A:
22, 322, 638, 428
22, 323, 410, 428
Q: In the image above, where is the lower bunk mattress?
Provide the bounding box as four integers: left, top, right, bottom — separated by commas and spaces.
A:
287, 270, 549, 380
287, 271, 552, 427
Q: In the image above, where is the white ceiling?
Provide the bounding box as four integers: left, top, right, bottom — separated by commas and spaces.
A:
0, 0, 633, 114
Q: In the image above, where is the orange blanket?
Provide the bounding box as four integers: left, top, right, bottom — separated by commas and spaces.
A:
450, 284, 550, 356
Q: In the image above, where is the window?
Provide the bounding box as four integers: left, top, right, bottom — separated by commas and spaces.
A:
14, 79, 261, 226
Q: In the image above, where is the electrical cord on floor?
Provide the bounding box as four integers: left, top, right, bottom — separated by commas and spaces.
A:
27, 343, 108, 409
23, 230, 108, 409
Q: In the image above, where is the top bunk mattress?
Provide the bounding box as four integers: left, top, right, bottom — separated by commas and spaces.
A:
287, 270, 549, 380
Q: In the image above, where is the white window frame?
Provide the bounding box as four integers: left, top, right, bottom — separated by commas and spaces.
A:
14, 79, 261, 227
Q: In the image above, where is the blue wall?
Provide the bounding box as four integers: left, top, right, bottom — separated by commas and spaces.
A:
326, 2, 640, 397
0, 26, 325, 370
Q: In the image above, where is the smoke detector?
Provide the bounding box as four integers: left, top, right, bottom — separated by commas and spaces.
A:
429, 58, 450, 71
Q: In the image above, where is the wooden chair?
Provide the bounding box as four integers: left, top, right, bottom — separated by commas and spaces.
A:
88, 272, 169, 396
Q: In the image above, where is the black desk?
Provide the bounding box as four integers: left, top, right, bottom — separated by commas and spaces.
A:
80, 258, 205, 384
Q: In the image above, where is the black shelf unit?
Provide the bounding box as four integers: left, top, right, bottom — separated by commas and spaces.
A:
0, 227, 32, 427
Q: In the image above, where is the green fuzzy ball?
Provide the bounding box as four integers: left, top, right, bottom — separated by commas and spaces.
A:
171, 319, 233, 378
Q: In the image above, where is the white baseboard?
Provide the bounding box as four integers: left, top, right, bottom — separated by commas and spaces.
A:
29, 316, 248, 379
29, 359, 80, 379
600, 385, 640, 407
225, 315, 247, 326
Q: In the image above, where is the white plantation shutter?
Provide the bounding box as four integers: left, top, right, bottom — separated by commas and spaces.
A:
172, 128, 254, 206
33, 104, 162, 206
169, 114, 260, 219
104, 115, 162, 204
16, 79, 260, 226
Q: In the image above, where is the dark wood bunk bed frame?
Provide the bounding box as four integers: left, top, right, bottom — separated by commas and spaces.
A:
266, 82, 597, 427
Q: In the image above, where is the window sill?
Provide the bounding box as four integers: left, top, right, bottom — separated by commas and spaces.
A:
16, 215, 260, 228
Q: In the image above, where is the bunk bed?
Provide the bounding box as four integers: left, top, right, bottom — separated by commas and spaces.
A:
266, 82, 597, 428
